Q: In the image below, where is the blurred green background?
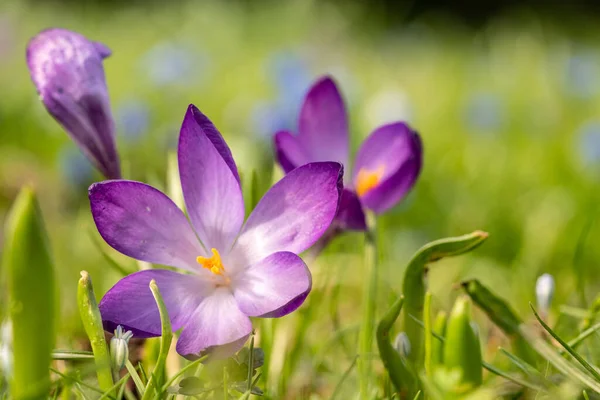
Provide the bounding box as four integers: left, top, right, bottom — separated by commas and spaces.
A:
3, 0, 600, 397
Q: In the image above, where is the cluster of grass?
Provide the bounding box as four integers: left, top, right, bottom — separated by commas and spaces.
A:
3, 0, 600, 398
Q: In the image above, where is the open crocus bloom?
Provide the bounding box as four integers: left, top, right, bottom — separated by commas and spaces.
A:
26, 28, 121, 179
91, 105, 343, 359
274, 76, 422, 230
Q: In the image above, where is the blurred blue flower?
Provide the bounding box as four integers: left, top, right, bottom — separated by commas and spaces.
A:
269, 51, 312, 103
116, 100, 150, 142
142, 42, 208, 87
59, 147, 95, 187
565, 48, 600, 99
251, 101, 290, 140
464, 92, 504, 133
267, 51, 313, 127
577, 120, 600, 165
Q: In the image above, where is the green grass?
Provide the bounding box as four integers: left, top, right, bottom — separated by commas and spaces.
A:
3, 0, 600, 398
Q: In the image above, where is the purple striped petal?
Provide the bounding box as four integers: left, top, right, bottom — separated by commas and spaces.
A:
178, 105, 244, 253
274, 130, 311, 173
297, 77, 349, 166
233, 252, 311, 317
99, 269, 209, 338
26, 28, 121, 179
352, 123, 422, 213
89, 180, 205, 271
335, 189, 367, 231
176, 288, 252, 359
229, 162, 343, 269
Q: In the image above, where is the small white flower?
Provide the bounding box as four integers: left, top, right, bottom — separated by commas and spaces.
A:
110, 325, 133, 371
536, 273, 555, 314
0, 321, 12, 376
393, 332, 411, 358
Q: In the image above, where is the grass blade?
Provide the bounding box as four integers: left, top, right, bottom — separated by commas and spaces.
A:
424, 292, 433, 377
530, 303, 600, 383
88, 229, 135, 277
52, 350, 94, 360
141, 280, 173, 400
160, 356, 208, 393
98, 373, 131, 400
125, 360, 145, 395
358, 211, 378, 398
563, 322, 600, 353
482, 362, 546, 392
518, 324, 600, 393
330, 356, 358, 400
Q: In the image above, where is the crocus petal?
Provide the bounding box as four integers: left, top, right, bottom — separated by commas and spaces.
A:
99, 269, 210, 338
233, 252, 311, 317
178, 105, 244, 253
176, 288, 252, 359
274, 130, 311, 173
26, 28, 120, 179
89, 180, 205, 271
297, 76, 349, 166
335, 189, 367, 231
352, 123, 422, 213
230, 162, 343, 269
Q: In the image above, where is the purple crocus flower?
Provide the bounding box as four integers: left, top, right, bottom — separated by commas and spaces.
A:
26, 28, 121, 179
90, 104, 343, 359
274, 76, 422, 231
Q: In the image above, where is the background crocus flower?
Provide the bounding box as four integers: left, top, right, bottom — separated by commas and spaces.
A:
274, 76, 422, 230
26, 28, 121, 179
90, 104, 342, 359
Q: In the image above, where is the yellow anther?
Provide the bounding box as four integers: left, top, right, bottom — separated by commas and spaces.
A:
197, 248, 225, 276
356, 165, 385, 197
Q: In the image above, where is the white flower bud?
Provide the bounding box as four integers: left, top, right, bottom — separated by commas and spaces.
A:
393, 332, 411, 358
536, 273, 555, 314
0, 321, 12, 376
110, 325, 133, 371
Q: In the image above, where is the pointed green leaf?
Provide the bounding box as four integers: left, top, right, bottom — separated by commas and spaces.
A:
376, 296, 418, 396
462, 279, 537, 363
78, 271, 114, 392
430, 311, 447, 369
4, 187, 56, 399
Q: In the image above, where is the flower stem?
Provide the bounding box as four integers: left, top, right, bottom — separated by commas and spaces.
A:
358, 211, 377, 398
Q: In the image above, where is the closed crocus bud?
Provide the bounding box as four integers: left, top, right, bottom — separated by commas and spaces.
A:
26, 28, 121, 179
110, 325, 133, 371
536, 273, 555, 315
393, 332, 411, 358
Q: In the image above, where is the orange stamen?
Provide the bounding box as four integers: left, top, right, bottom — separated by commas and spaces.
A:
196, 248, 225, 276
356, 165, 385, 197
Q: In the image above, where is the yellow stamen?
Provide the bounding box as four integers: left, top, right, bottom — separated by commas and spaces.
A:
196, 248, 225, 276
356, 165, 385, 197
